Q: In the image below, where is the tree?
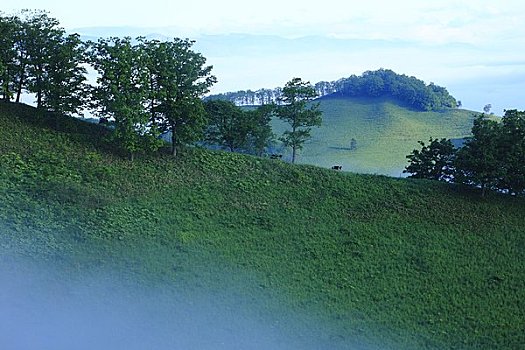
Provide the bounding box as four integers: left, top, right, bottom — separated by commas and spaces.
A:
22, 10, 63, 109
246, 104, 274, 156
204, 99, 250, 152
404, 138, 456, 181
483, 104, 492, 114
350, 138, 357, 150
204, 101, 274, 155
40, 33, 88, 116
498, 109, 525, 195
141, 38, 216, 157
454, 115, 503, 197
0, 14, 20, 101
275, 78, 322, 163
88, 37, 160, 161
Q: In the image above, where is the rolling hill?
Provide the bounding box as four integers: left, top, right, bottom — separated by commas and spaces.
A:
1, 101, 524, 349
272, 96, 478, 176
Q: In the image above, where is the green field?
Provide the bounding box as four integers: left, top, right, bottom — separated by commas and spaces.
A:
272, 96, 478, 176
1, 101, 524, 349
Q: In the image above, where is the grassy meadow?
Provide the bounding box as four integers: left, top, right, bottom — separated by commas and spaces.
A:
271, 96, 478, 176
1, 101, 524, 349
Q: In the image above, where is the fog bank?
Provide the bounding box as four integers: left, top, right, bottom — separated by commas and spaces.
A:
0, 255, 383, 350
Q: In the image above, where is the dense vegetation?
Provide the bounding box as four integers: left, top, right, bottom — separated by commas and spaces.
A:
1, 102, 524, 349
207, 69, 458, 111
0, 11, 324, 161
405, 110, 525, 196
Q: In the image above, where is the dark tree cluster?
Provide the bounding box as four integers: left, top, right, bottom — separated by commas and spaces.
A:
203, 100, 274, 156
203, 78, 322, 161
0, 11, 218, 160
204, 88, 283, 106
336, 69, 457, 111
404, 110, 525, 197
87, 36, 216, 159
1, 11, 318, 162
0, 10, 88, 116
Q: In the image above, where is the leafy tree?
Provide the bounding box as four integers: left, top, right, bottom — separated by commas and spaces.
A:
275, 78, 322, 163
204, 101, 274, 155
40, 33, 88, 116
404, 138, 456, 181
22, 11, 63, 109
497, 109, 525, 195
246, 104, 274, 156
141, 38, 216, 156
454, 115, 503, 197
88, 37, 160, 161
204, 99, 250, 152
0, 14, 20, 101
483, 104, 492, 114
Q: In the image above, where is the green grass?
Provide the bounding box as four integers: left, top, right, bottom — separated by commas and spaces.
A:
1, 101, 524, 349
272, 96, 478, 176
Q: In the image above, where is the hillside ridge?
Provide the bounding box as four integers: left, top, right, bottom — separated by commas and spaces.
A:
1, 102, 524, 350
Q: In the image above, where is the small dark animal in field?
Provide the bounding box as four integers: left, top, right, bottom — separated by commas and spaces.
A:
99, 117, 109, 124
270, 154, 283, 159
332, 165, 342, 170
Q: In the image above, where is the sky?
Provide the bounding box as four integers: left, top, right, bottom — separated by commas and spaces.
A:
5, 0, 525, 113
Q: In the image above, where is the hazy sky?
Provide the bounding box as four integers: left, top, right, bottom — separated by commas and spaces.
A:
6, 1, 525, 113
6, 0, 525, 44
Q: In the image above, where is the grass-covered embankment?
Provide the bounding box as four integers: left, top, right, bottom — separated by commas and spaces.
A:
1, 101, 524, 349
275, 96, 478, 175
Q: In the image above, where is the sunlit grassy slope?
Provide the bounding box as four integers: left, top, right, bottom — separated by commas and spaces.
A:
1, 101, 524, 349
272, 96, 478, 176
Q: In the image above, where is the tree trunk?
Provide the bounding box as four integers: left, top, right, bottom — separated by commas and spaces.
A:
15, 74, 24, 103
129, 152, 134, 162
15, 62, 26, 103
171, 132, 177, 157
292, 146, 296, 163
37, 90, 42, 108
481, 183, 486, 198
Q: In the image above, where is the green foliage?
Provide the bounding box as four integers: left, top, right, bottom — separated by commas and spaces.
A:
455, 115, 503, 196
88, 37, 162, 160
204, 100, 274, 154
405, 111, 525, 197
497, 110, 525, 194
140, 38, 216, 156
404, 138, 456, 181
204, 99, 250, 151
1, 102, 525, 349
0, 13, 20, 101
275, 78, 322, 163
245, 104, 275, 156
40, 33, 87, 116
339, 69, 457, 111
207, 69, 457, 112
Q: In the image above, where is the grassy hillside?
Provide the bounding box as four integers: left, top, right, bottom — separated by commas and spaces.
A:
272, 96, 477, 176
1, 101, 524, 349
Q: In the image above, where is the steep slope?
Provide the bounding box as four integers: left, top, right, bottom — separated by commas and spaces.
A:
272, 96, 477, 176
1, 101, 524, 350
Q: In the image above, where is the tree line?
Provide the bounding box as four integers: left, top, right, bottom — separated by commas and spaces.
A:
404, 110, 525, 197
0, 10, 322, 162
207, 69, 458, 112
